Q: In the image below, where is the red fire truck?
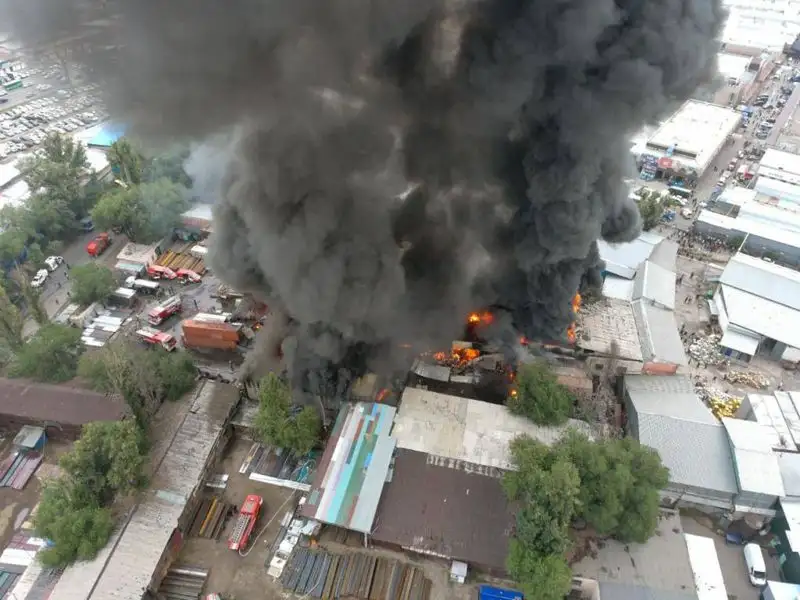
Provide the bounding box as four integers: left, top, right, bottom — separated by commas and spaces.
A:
147, 295, 183, 326
146, 264, 177, 280
135, 327, 177, 351
228, 494, 262, 551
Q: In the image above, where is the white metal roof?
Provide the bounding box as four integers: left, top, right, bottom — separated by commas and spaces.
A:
739, 198, 800, 233
696, 209, 800, 250
632, 301, 688, 367
117, 242, 158, 265
722, 417, 786, 498
720, 285, 800, 348
393, 387, 592, 470
754, 175, 800, 204
645, 101, 741, 172
632, 261, 676, 310
761, 148, 800, 179
683, 534, 727, 600
719, 328, 759, 356
576, 298, 643, 361
717, 187, 757, 207
601, 275, 634, 301
598, 232, 663, 279
182, 204, 213, 222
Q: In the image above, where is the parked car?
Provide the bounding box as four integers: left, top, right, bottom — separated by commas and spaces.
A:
31, 269, 48, 288
44, 255, 63, 272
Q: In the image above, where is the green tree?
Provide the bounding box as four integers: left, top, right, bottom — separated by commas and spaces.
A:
636, 191, 663, 231
59, 420, 147, 504
34, 478, 114, 568
92, 179, 188, 243
107, 138, 145, 185
8, 323, 83, 382
508, 362, 574, 426
0, 284, 23, 352
0, 229, 29, 265
13, 267, 48, 325
506, 541, 572, 600
556, 431, 669, 542
504, 436, 580, 556
25, 190, 78, 241
79, 340, 196, 426
144, 146, 191, 186
70, 263, 116, 306
254, 373, 321, 455
25, 242, 44, 269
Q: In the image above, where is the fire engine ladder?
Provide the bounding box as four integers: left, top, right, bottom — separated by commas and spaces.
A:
230, 514, 249, 545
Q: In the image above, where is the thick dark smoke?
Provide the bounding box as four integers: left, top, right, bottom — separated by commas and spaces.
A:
3, 0, 724, 402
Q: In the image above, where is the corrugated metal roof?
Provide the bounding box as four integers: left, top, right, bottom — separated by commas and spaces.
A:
626, 375, 712, 421
576, 298, 643, 361
598, 232, 663, 279
632, 301, 688, 367
301, 402, 396, 534
392, 388, 592, 471
720, 285, 800, 349
720, 253, 800, 311
633, 261, 676, 310
778, 454, 800, 498
648, 239, 679, 273
722, 418, 785, 498
51, 382, 239, 600
597, 582, 698, 600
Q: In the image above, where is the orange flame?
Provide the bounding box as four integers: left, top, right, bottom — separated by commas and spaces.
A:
566, 323, 577, 344
467, 311, 494, 326
572, 292, 582, 314
468, 313, 481, 325
519, 336, 528, 346
434, 351, 447, 361
509, 388, 518, 399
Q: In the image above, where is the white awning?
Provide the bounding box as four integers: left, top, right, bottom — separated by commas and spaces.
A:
720, 329, 759, 356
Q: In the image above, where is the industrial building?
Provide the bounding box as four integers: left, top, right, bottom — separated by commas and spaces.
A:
713, 253, 800, 361
632, 100, 741, 178
583, 233, 687, 375
722, 0, 800, 52
114, 241, 164, 275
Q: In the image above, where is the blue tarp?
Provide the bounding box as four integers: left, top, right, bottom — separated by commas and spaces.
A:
88, 124, 126, 148
479, 585, 523, 600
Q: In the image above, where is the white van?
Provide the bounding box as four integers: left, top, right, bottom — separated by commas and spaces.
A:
744, 543, 767, 587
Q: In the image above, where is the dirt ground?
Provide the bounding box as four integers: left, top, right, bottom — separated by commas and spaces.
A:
175, 437, 503, 600
0, 436, 71, 550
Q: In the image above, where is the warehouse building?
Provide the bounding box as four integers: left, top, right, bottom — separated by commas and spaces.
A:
713, 253, 800, 362
49, 382, 240, 600
695, 210, 800, 265
633, 100, 741, 178
0, 378, 127, 439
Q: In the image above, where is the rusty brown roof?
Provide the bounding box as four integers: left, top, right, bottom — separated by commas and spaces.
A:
0, 378, 128, 426
370, 449, 513, 571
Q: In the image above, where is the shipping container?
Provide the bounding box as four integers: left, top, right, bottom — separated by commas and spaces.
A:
182, 320, 241, 350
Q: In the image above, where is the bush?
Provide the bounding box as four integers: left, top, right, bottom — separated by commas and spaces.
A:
8, 323, 83, 382
70, 263, 116, 306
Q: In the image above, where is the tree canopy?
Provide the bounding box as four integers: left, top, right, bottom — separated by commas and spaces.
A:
637, 190, 663, 232
70, 263, 116, 306
34, 479, 114, 568
254, 373, 321, 455
59, 420, 147, 504
8, 323, 83, 382
507, 362, 574, 426
79, 340, 197, 426
34, 420, 148, 568
0, 283, 24, 353
107, 138, 144, 185
556, 431, 669, 542
91, 178, 189, 243
503, 432, 670, 597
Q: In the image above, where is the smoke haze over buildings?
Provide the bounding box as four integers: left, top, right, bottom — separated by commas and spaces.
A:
2, 0, 724, 399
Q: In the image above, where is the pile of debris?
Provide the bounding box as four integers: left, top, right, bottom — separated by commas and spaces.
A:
724, 370, 770, 389
687, 333, 727, 367
696, 381, 742, 420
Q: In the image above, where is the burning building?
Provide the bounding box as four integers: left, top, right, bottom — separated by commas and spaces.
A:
2, 0, 725, 400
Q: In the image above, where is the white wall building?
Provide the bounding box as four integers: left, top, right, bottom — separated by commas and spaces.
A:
636, 101, 741, 177
714, 253, 800, 361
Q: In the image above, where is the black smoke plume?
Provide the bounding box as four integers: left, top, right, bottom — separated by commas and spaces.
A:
2, 0, 724, 403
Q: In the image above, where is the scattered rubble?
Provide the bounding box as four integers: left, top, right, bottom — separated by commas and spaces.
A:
724, 370, 770, 389
687, 333, 727, 367
695, 381, 743, 419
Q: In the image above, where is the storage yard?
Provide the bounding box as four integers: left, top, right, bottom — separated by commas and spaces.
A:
156, 242, 207, 274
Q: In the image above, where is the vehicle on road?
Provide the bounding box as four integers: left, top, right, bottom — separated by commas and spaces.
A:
44, 255, 63, 271
146, 264, 177, 280
147, 295, 183, 326
743, 543, 767, 587
124, 276, 160, 294
680, 208, 693, 219
135, 327, 177, 351
31, 269, 48, 288
228, 494, 262, 551
86, 232, 112, 257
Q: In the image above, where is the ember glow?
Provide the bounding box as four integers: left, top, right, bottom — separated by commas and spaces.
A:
433, 344, 481, 368
565, 292, 581, 344
467, 312, 494, 326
